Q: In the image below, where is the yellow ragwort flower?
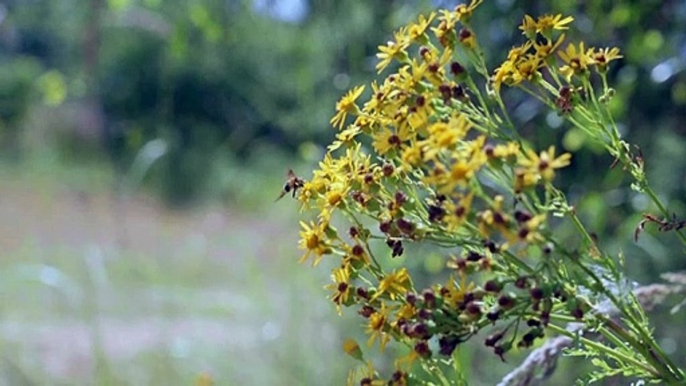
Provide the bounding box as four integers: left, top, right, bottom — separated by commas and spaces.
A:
520, 14, 573, 39
455, 0, 483, 22
518, 145, 572, 182
373, 268, 411, 301
432, 10, 459, 47
376, 28, 411, 73
443, 192, 474, 231
366, 302, 391, 351
517, 214, 547, 244
536, 14, 574, 36
372, 127, 400, 156
519, 15, 538, 38
591, 47, 623, 73
326, 264, 353, 314
440, 272, 475, 309
493, 59, 515, 93
558, 42, 594, 81
408, 12, 436, 43
534, 34, 566, 60
331, 85, 365, 130
328, 124, 362, 153
342, 338, 364, 360
298, 220, 332, 266
512, 54, 543, 84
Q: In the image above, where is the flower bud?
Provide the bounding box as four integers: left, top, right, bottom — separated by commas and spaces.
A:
343, 338, 364, 361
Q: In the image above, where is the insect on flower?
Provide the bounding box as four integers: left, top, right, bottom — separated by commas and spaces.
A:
276, 169, 305, 202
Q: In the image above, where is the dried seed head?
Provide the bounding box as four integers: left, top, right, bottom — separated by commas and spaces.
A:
530, 287, 545, 301
450, 61, 465, 76
498, 294, 514, 309
484, 280, 503, 293
439, 335, 461, 356
414, 340, 432, 358
382, 163, 395, 177
422, 289, 436, 308
358, 305, 375, 318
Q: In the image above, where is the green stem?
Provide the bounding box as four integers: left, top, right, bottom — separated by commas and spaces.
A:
568, 210, 597, 251
570, 261, 684, 382
546, 323, 662, 379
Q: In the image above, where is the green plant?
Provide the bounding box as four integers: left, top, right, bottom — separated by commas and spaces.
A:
293, 2, 685, 385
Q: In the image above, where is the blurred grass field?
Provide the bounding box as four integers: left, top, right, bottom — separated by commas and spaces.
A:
0, 155, 361, 385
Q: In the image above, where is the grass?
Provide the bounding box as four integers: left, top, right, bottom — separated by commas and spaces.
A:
0, 155, 357, 385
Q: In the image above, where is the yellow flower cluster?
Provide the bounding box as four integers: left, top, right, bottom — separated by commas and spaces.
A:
495, 14, 623, 91
293, 4, 623, 384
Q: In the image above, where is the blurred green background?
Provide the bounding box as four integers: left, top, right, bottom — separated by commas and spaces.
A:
0, 0, 685, 384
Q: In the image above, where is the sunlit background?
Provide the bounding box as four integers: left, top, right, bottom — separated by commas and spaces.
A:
1, 0, 685, 384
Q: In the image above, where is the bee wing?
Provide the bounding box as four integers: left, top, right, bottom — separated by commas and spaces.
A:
286, 169, 296, 179
275, 191, 287, 202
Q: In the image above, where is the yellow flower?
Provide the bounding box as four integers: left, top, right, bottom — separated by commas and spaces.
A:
343, 242, 371, 267
455, 0, 483, 22
326, 264, 353, 314
298, 220, 332, 266
518, 145, 572, 182
534, 34, 565, 60
366, 302, 391, 351
507, 41, 533, 62
491, 141, 520, 159
395, 302, 417, 320
328, 125, 361, 152
400, 142, 423, 169
519, 15, 538, 38
347, 361, 386, 386
194, 372, 214, 386
363, 80, 388, 115
493, 59, 515, 93
443, 192, 474, 231
407, 94, 432, 130
536, 14, 574, 36
376, 28, 410, 73
558, 42, 593, 81
372, 127, 400, 156
517, 214, 547, 244
512, 54, 543, 84
325, 181, 348, 208
458, 27, 477, 50
477, 195, 514, 240
373, 268, 411, 301
432, 10, 459, 47
408, 12, 435, 43
331, 85, 365, 130
440, 272, 475, 309
421, 114, 471, 161
450, 160, 474, 183
343, 338, 364, 360
591, 47, 622, 73
424, 47, 453, 86
514, 168, 539, 193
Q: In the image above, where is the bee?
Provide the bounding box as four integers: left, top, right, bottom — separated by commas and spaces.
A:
276, 169, 305, 202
